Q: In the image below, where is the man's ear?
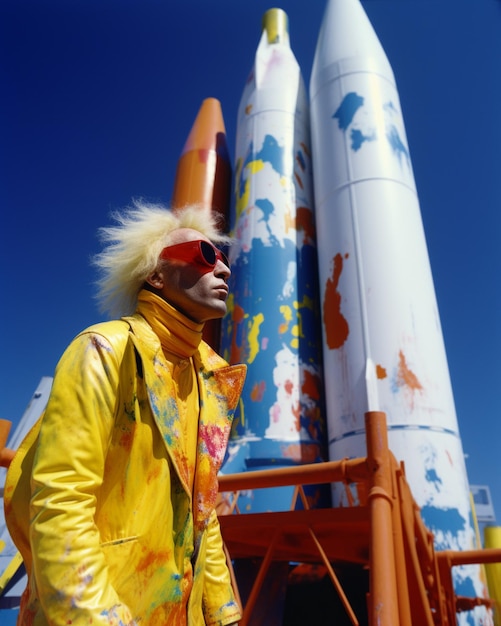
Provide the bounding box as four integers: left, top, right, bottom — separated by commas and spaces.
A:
145, 270, 164, 290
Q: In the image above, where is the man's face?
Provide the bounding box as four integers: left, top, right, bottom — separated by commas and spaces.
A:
147, 228, 231, 323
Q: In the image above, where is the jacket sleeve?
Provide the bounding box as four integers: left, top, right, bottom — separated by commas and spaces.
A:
202, 509, 242, 626
29, 331, 136, 625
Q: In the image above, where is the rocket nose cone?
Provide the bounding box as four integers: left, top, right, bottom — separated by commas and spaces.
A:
310, 0, 394, 97
262, 8, 289, 45
182, 97, 227, 155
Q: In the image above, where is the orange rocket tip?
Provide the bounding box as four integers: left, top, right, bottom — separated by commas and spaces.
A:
181, 97, 230, 160
171, 95, 232, 222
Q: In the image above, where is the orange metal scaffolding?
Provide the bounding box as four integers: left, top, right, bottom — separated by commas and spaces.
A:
217, 411, 501, 626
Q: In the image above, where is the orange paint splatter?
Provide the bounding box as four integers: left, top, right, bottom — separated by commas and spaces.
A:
397, 350, 422, 391
284, 379, 294, 395
302, 369, 320, 401
300, 141, 311, 158
119, 430, 134, 450
296, 207, 316, 244
250, 380, 266, 402
281, 442, 318, 463
294, 171, 304, 190
376, 364, 387, 379
245, 104, 253, 115
230, 303, 246, 364
233, 303, 246, 324
323, 253, 349, 349
293, 402, 301, 432
146, 464, 161, 485
137, 549, 171, 573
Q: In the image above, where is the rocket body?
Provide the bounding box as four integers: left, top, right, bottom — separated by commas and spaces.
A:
310, 0, 484, 613
221, 10, 327, 511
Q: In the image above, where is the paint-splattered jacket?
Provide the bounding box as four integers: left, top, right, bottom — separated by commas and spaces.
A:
4, 314, 246, 625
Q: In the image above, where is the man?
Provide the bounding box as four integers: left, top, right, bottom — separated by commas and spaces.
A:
4, 202, 246, 625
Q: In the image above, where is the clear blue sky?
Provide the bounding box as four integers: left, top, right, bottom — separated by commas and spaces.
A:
1, 0, 500, 559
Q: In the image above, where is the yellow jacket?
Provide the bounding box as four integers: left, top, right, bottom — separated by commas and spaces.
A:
4, 314, 246, 625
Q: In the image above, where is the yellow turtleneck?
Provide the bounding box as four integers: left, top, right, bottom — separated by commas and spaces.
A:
136, 289, 203, 490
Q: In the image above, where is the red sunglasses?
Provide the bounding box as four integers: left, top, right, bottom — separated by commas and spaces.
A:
160, 239, 230, 271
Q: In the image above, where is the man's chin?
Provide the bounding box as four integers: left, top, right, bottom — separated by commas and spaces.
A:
202, 303, 227, 322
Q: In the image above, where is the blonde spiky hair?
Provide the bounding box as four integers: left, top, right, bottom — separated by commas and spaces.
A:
92, 199, 231, 318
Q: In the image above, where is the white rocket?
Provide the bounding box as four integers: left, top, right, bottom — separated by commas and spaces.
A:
309, 0, 486, 616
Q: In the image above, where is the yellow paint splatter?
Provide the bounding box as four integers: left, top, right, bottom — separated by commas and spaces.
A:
225, 292, 235, 315
283, 205, 295, 234
298, 295, 314, 310
248, 160, 265, 175
234, 157, 249, 222
235, 159, 267, 223
248, 313, 264, 364
293, 296, 316, 341
281, 305, 293, 322
238, 397, 245, 427
279, 305, 292, 334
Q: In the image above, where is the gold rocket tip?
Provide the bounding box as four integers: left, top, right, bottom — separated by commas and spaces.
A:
182, 97, 227, 155
262, 8, 289, 44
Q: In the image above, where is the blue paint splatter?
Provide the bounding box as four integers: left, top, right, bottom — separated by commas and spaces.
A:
384, 101, 398, 116
255, 198, 280, 245
386, 125, 410, 164
453, 576, 478, 626
454, 576, 477, 598
237, 136, 285, 197
350, 128, 376, 151
255, 135, 285, 177
420, 504, 466, 544
333, 92, 364, 130
425, 467, 443, 491
255, 198, 274, 222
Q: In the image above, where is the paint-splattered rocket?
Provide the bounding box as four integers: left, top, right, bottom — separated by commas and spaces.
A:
309, 0, 485, 617
221, 8, 327, 511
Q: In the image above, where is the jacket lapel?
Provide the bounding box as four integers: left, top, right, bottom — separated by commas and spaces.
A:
193, 345, 246, 534
125, 315, 246, 524
125, 316, 193, 494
